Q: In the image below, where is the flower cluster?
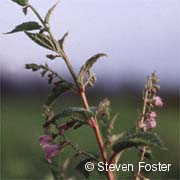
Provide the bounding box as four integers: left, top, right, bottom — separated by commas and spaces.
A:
39, 135, 61, 163
138, 73, 163, 131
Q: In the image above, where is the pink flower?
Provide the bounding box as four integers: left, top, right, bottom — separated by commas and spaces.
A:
39, 135, 53, 146
153, 96, 163, 107
146, 118, 157, 129
39, 135, 61, 163
42, 144, 61, 163
149, 111, 157, 118
139, 115, 157, 130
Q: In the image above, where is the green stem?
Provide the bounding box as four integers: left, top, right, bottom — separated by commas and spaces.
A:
28, 5, 48, 29
47, 67, 64, 81
62, 53, 79, 88
29, 4, 78, 88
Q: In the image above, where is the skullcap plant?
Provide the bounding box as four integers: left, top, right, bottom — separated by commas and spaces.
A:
7, 1, 166, 179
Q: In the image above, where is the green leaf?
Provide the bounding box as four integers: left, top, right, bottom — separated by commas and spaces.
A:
44, 107, 94, 127
25, 32, 56, 51
53, 107, 94, 121
25, 63, 64, 84
6, 22, 41, 34
11, 0, 28, 6
25, 63, 41, 71
46, 81, 74, 106
58, 120, 85, 132
112, 132, 166, 153
58, 32, 68, 50
25, 32, 61, 53
77, 53, 107, 88
22, 6, 28, 15
45, 0, 60, 24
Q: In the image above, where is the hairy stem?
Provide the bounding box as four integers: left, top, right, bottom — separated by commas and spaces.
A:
80, 91, 114, 180
47, 66, 64, 81
29, 5, 114, 179
61, 55, 114, 179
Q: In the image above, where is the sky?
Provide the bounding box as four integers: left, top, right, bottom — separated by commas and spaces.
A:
0, 0, 179, 90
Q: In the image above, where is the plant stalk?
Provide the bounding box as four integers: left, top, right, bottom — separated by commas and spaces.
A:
135, 79, 151, 180
61, 54, 114, 180
30, 6, 114, 179
80, 91, 114, 180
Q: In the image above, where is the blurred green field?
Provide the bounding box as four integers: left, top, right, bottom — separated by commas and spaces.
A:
1, 94, 179, 179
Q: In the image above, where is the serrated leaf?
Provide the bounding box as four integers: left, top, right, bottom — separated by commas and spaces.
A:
77, 53, 107, 88
11, 0, 28, 6
53, 107, 94, 121
44, 107, 94, 127
46, 81, 74, 106
25, 32, 56, 51
112, 132, 166, 153
45, 0, 60, 24
6, 22, 41, 34
129, 132, 165, 148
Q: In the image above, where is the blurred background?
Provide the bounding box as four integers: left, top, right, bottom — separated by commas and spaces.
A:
1, 0, 179, 179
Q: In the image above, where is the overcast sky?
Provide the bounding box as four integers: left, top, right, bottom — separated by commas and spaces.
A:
0, 0, 179, 90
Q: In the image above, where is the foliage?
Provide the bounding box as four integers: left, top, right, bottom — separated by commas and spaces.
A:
5, 22, 41, 34
7, 1, 167, 180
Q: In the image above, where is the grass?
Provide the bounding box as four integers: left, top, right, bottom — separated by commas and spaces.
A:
1, 94, 179, 179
